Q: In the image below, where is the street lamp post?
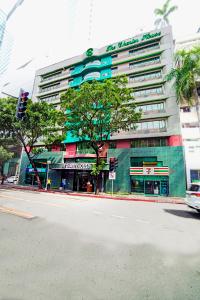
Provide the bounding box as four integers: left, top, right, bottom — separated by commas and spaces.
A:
45, 160, 51, 190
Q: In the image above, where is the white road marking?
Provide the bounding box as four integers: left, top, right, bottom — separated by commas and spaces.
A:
111, 214, 126, 219
93, 210, 103, 215
136, 219, 150, 224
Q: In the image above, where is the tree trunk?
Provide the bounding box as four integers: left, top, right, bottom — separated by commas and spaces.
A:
194, 87, 200, 135
24, 148, 43, 190
95, 150, 100, 195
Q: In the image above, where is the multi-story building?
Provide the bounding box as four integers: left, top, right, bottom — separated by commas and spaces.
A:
24, 26, 185, 196
175, 31, 200, 187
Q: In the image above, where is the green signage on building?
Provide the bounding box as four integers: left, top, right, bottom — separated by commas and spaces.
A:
106, 32, 161, 52
86, 48, 94, 57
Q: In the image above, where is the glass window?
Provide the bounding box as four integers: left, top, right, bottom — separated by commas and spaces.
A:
109, 142, 116, 149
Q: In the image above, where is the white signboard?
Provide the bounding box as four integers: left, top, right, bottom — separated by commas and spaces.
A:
109, 172, 116, 180
64, 163, 92, 170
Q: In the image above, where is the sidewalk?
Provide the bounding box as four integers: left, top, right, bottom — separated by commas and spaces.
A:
0, 184, 185, 204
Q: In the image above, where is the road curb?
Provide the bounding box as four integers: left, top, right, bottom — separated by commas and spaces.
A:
0, 185, 185, 205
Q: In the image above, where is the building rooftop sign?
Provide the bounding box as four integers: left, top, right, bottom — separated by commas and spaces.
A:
106, 32, 161, 52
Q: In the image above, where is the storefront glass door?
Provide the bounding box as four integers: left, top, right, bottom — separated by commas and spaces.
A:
145, 180, 160, 195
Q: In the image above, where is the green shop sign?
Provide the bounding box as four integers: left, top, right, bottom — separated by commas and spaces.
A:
106, 31, 161, 52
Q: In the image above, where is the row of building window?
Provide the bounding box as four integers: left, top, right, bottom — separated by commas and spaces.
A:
111, 42, 160, 60
133, 86, 163, 97
136, 102, 165, 113
130, 57, 160, 69
129, 43, 160, 56
40, 83, 60, 93
131, 137, 167, 148
129, 70, 162, 83
39, 94, 60, 103
109, 138, 167, 149
42, 71, 63, 82
133, 120, 166, 131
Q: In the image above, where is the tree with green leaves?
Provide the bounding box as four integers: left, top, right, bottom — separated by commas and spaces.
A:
166, 46, 200, 127
0, 146, 13, 184
61, 76, 141, 194
0, 97, 64, 189
154, 0, 178, 28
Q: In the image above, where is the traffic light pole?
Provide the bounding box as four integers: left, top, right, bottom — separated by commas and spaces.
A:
112, 179, 113, 197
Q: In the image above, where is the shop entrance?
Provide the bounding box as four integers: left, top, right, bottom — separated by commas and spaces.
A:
73, 171, 94, 192
131, 178, 169, 196
145, 180, 160, 195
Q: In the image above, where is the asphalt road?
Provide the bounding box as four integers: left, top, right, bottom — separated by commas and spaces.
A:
0, 188, 200, 300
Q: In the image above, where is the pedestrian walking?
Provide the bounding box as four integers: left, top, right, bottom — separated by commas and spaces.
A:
47, 178, 51, 190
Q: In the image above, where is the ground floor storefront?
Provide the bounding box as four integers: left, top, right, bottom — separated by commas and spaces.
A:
131, 177, 169, 196
107, 146, 186, 197
19, 146, 186, 197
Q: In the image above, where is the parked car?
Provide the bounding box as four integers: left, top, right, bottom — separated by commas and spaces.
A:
185, 183, 200, 212
5, 176, 19, 184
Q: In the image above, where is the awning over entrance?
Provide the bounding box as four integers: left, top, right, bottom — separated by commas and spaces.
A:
33, 151, 64, 164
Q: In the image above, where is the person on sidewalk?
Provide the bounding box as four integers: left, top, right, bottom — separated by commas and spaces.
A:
1, 175, 6, 185
47, 178, 51, 190
62, 178, 67, 190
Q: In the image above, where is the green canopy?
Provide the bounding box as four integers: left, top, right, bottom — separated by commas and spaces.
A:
33, 151, 64, 164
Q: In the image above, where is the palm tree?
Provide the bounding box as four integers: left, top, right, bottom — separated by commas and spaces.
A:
166, 46, 200, 128
154, 0, 178, 28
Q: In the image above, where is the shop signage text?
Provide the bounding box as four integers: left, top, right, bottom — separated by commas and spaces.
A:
65, 163, 92, 170
130, 166, 169, 176
106, 32, 161, 52
27, 168, 46, 173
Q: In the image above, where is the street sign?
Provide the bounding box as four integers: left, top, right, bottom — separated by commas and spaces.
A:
109, 172, 116, 180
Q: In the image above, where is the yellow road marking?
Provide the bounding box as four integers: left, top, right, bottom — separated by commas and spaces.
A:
0, 205, 35, 219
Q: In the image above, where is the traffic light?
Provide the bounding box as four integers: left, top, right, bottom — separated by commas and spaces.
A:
16, 90, 29, 120
114, 158, 118, 169
109, 157, 118, 172
109, 157, 115, 172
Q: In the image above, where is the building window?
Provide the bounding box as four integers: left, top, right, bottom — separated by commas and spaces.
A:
85, 60, 101, 67
181, 106, 191, 112
42, 71, 62, 82
40, 83, 60, 93
111, 66, 118, 71
129, 43, 160, 56
136, 102, 165, 113
40, 94, 59, 103
84, 72, 100, 80
131, 120, 167, 132
111, 54, 118, 59
109, 142, 116, 149
129, 56, 160, 69
131, 138, 167, 148
129, 70, 162, 83
133, 86, 163, 98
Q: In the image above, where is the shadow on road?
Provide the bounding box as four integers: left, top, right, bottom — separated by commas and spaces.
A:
164, 209, 200, 220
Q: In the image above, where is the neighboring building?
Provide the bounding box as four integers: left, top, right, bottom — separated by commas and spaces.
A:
0, 9, 13, 76
175, 31, 200, 187
25, 26, 185, 196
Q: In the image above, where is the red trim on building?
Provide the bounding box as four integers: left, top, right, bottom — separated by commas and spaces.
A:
116, 140, 130, 148
168, 135, 183, 146
65, 144, 76, 158
51, 145, 61, 152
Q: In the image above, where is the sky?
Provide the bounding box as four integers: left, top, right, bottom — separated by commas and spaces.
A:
0, 0, 200, 97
